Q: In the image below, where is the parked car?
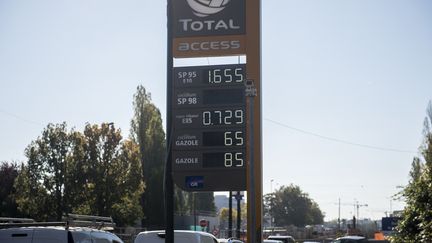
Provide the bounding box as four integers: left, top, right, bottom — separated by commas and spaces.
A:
225, 238, 244, 243
331, 235, 367, 243
263, 240, 283, 243
218, 238, 244, 243
266, 235, 295, 243
134, 230, 219, 243
0, 226, 123, 243
0, 214, 123, 243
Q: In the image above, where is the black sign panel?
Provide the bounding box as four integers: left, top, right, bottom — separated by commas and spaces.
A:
382, 217, 401, 231
173, 149, 246, 171
174, 88, 245, 108
171, 64, 247, 191
174, 64, 246, 87
173, 129, 245, 150
173, 107, 245, 128
173, 0, 246, 38
174, 170, 246, 191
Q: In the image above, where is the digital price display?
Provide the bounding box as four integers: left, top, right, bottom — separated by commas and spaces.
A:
173, 130, 245, 149
174, 65, 246, 87
172, 150, 246, 171
171, 64, 247, 191
202, 152, 245, 168
173, 107, 245, 129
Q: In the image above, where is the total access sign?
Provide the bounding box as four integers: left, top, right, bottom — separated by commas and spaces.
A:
172, 0, 246, 58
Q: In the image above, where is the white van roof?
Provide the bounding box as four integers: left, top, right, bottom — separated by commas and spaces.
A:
135, 230, 218, 243
0, 226, 123, 243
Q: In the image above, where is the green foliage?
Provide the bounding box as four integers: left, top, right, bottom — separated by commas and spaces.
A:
174, 186, 190, 215
14, 123, 71, 221
13, 122, 144, 226
218, 207, 237, 227
79, 123, 144, 226
394, 101, 432, 242
264, 184, 324, 227
0, 162, 20, 217
218, 204, 246, 227
130, 85, 166, 229
194, 192, 216, 214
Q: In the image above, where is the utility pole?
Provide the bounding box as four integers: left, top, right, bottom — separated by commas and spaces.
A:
355, 200, 368, 220
338, 198, 341, 231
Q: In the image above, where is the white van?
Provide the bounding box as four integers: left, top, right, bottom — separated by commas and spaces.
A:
134, 230, 218, 243
0, 226, 123, 243
0, 214, 123, 243
266, 235, 295, 243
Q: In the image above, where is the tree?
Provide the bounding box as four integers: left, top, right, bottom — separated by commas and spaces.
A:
394, 101, 432, 242
14, 123, 72, 221
194, 192, 216, 215
130, 85, 166, 229
264, 184, 324, 227
14, 163, 51, 220
174, 186, 190, 216
80, 123, 144, 226
0, 162, 20, 217
218, 204, 246, 229
218, 207, 237, 229
13, 122, 144, 226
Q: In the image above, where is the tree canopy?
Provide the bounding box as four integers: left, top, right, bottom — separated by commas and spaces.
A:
264, 184, 324, 227
0, 161, 20, 217
130, 85, 166, 229
13, 122, 144, 226
394, 101, 432, 242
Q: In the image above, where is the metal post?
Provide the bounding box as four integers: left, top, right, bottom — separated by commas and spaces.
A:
165, 0, 174, 242
246, 80, 258, 243
228, 191, 233, 238
338, 198, 341, 231
236, 191, 241, 239
194, 192, 197, 231
245, 0, 262, 240
270, 179, 274, 228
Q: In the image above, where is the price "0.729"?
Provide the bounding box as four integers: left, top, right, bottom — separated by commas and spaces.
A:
203, 109, 243, 126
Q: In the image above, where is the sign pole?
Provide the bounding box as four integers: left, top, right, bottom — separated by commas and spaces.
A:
165, 0, 174, 242
246, 0, 262, 241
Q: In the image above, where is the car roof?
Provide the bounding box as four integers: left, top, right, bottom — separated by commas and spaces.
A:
337, 236, 366, 240
268, 235, 294, 239
137, 230, 217, 238
1, 226, 109, 232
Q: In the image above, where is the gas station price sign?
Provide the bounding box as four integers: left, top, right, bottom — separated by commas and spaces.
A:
171, 64, 247, 191
174, 64, 245, 87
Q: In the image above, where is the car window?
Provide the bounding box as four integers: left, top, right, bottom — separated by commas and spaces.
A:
94, 239, 110, 243
202, 235, 217, 243
340, 240, 367, 243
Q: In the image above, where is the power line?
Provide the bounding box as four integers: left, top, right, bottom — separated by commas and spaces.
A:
0, 109, 418, 154
0, 109, 43, 126
264, 118, 417, 154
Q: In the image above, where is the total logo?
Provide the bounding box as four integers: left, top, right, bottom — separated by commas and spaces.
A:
186, 0, 231, 17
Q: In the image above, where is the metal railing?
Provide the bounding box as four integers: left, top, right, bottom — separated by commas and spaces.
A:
0, 214, 115, 230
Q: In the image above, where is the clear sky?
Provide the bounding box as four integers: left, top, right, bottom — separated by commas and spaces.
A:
1, 0, 431, 221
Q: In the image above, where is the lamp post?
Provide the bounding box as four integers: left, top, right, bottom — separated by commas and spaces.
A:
270, 179, 274, 228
